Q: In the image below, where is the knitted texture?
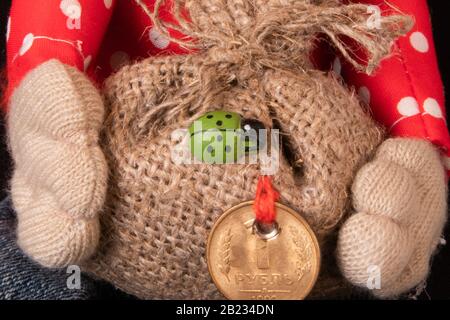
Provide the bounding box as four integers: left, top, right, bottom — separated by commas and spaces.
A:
80, 0, 414, 298
8, 59, 107, 267
0, 197, 100, 300
337, 138, 447, 298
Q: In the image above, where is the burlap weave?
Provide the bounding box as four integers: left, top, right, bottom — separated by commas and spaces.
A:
83, 0, 412, 298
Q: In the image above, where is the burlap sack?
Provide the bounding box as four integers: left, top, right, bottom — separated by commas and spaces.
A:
83, 0, 412, 299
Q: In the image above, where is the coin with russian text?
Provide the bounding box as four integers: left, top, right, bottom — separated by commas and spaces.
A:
207, 201, 320, 300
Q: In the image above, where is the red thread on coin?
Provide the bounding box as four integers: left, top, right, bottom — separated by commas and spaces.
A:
253, 175, 280, 224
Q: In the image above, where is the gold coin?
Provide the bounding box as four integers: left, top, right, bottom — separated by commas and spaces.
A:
207, 201, 320, 300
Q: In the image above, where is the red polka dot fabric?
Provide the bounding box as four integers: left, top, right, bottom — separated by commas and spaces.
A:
5, 0, 450, 175
340, 0, 450, 176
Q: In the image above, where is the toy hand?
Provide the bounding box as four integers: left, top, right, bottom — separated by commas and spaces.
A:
8, 60, 107, 268
337, 138, 447, 298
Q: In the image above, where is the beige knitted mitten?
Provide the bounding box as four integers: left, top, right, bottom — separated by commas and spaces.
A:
8, 59, 107, 268
337, 138, 447, 298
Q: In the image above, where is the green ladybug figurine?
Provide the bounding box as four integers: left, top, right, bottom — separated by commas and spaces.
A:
189, 110, 267, 164
189, 111, 241, 164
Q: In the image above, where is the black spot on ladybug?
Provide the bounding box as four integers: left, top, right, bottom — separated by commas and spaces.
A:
207, 114, 214, 119
216, 120, 223, 126
225, 114, 232, 119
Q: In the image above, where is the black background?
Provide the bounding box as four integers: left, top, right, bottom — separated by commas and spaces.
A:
0, 1, 449, 300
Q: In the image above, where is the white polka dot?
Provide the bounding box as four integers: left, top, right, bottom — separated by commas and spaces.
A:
104, 0, 113, 9
410, 32, 429, 53
358, 86, 371, 104
110, 51, 130, 71
84, 55, 92, 71
6, 17, 11, 42
332, 57, 341, 76
424, 98, 443, 119
60, 0, 81, 19
19, 33, 34, 56
397, 97, 420, 117
149, 27, 170, 49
